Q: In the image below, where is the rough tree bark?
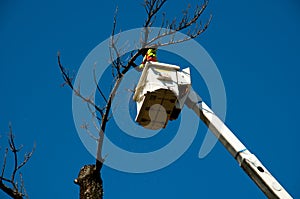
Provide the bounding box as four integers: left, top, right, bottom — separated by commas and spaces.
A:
74, 165, 103, 199
58, 0, 212, 198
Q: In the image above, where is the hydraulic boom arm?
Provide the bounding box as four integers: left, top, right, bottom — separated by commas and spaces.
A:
185, 88, 293, 199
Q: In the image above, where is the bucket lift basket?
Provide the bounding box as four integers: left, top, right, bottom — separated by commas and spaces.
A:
133, 62, 191, 130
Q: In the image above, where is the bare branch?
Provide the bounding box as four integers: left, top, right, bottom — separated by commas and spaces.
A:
0, 125, 34, 199
142, 0, 167, 47
146, 15, 212, 47
121, 49, 145, 74
19, 173, 28, 199
140, 0, 211, 50
9, 127, 20, 190
109, 6, 123, 77
58, 53, 105, 118
175, 0, 209, 31
93, 64, 108, 103
1, 148, 8, 178
80, 122, 98, 141
0, 181, 23, 199
16, 143, 36, 172
95, 76, 123, 172
57, 51, 74, 90
144, 0, 167, 27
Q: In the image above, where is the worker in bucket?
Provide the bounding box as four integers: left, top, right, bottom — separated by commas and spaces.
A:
138, 48, 157, 70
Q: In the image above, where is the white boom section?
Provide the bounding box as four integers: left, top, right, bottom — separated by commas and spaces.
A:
185, 88, 293, 199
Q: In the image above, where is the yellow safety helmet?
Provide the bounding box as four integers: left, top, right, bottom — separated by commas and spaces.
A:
147, 48, 157, 56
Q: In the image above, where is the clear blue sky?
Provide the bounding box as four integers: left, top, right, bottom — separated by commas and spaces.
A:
1, 0, 299, 198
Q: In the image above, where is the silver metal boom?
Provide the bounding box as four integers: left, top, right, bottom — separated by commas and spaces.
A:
185, 88, 293, 199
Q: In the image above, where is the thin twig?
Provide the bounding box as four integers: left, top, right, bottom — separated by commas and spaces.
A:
9, 127, 20, 190
17, 143, 36, 171
109, 6, 122, 77
57, 52, 74, 90
80, 122, 98, 141
19, 173, 28, 199
1, 148, 8, 178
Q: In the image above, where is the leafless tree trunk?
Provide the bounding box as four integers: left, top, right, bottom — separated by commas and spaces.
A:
58, 0, 212, 198
0, 125, 35, 199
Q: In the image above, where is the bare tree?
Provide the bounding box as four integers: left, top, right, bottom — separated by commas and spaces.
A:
0, 125, 35, 199
58, 0, 211, 198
